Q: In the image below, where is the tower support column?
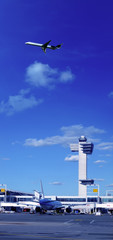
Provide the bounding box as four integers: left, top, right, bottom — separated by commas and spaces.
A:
70, 136, 94, 197
79, 141, 87, 196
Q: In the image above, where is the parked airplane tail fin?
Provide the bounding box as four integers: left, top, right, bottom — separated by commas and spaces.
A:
34, 190, 41, 201
40, 180, 44, 199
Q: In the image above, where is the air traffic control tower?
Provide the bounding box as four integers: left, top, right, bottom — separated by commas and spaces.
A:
70, 136, 94, 197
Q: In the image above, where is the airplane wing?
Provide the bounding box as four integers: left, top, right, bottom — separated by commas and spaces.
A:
41, 40, 51, 53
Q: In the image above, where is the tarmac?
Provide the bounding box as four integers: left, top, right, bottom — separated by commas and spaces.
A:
0, 213, 113, 240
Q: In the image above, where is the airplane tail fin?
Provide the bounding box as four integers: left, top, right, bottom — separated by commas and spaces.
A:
34, 181, 45, 200
56, 43, 63, 49
40, 180, 44, 199
34, 190, 41, 201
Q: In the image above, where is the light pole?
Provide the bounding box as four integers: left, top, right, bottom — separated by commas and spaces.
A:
0, 184, 7, 203
96, 184, 100, 203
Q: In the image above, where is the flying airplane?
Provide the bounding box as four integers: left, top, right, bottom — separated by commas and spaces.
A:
25, 40, 63, 53
34, 181, 63, 212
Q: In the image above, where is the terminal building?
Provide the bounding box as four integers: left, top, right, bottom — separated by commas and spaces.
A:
0, 188, 113, 213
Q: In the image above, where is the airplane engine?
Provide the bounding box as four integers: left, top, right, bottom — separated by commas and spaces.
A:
56, 208, 64, 214
35, 206, 42, 213
66, 207, 72, 213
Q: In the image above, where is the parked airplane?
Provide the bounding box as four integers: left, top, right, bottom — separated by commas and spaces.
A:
34, 181, 63, 212
25, 40, 63, 53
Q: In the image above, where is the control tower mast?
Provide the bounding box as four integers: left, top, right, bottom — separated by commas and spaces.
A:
70, 136, 94, 197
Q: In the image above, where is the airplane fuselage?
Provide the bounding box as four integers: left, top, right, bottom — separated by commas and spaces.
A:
39, 198, 62, 210
25, 42, 44, 47
25, 42, 58, 49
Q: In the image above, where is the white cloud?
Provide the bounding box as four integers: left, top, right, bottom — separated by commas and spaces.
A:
96, 142, 113, 150
105, 154, 111, 157
94, 178, 104, 181
0, 89, 43, 115
49, 182, 63, 185
0, 157, 10, 161
24, 124, 105, 147
25, 62, 75, 89
12, 140, 22, 145
24, 135, 75, 147
65, 155, 79, 161
59, 69, 75, 83
61, 125, 105, 138
0, 62, 74, 115
106, 184, 113, 187
94, 160, 107, 164
108, 91, 113, 98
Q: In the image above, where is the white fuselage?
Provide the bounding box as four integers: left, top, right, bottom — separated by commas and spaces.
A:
25, 42, 52, 49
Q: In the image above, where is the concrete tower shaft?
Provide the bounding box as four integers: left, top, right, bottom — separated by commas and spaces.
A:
79, 141, 87, 196
78, 136, 94, 196
70, 136, 94, 197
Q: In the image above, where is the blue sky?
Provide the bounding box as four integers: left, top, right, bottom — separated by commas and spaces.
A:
0, 0, 113, 196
